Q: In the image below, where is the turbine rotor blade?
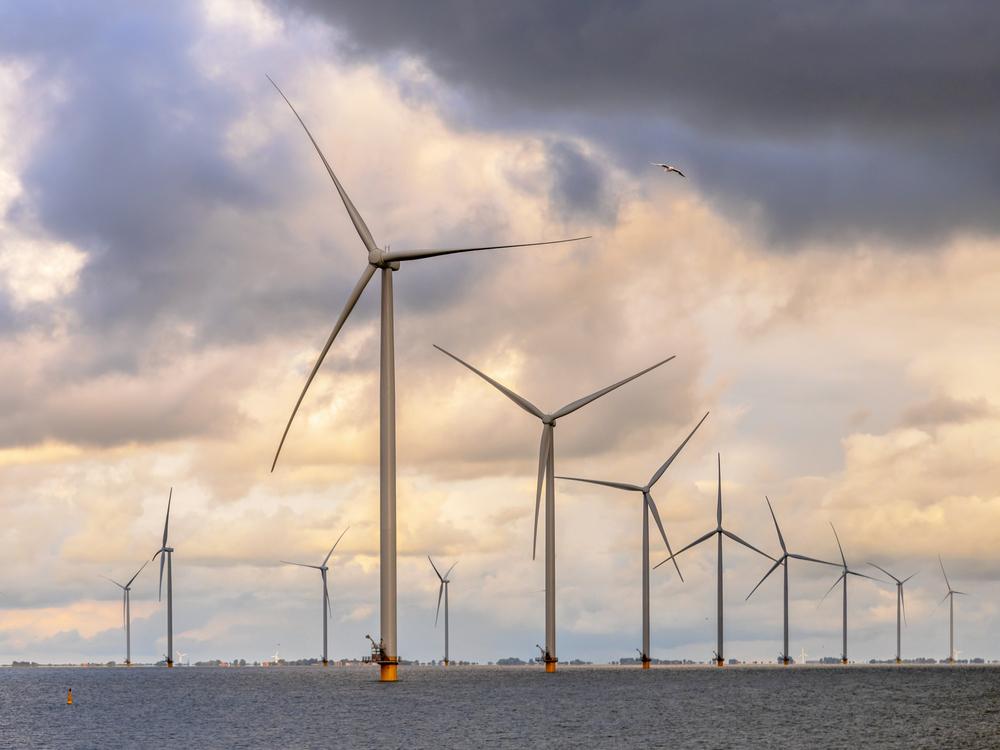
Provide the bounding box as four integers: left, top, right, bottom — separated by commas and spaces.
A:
272, 264, 377, 471
435, 582, 444, 627
553, 357, 676, 421
901, 572, 918, 584
819, 573, 846, 605
280, 561, 323, 569
900, 586, 908, 625
647, 411, 710, 488
788, 553, 840, 568
867, 562, 900, 584
443, 562, 457, 580
126, 558, 150, 588
938, 555, 952, 591
747, 557, 784, 600
325, 578, 333, 618
267, 75, 377, 253
765, 497, 786, 553
158, 552, 165, 602
654, 529, 716, 569
646, 493, 683, 581
162, 488, 172, 548
716, 453, 722, 527
428, 555, 444, 581
846, 569, 881, 583
101, 575, 126, 590
532, 426, 552, 561
721, 529, 775, 561
830, 523, 847, 568
322, 526, 350, 567
381, 236, 591, 264
555, 476, 642, 493
433, 345, 544, 419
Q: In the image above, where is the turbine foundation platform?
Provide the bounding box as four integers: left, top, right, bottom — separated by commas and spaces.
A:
841, 658, 848, 665
715, 658, 725, 667
641, 660, 651, 670
545, 661, 556, 673
380, 662, 398, 682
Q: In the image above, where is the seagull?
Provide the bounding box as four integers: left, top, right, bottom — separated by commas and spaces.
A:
650, 163, 685, 177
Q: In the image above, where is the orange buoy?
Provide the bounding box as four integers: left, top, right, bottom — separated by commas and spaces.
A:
66, 688, 73, 705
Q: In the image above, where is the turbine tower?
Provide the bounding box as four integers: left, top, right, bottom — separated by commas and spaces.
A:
281, 526, 349, 666
151, 488, 175, 668
868, 562, 916, 663
102, 560, 149, 666
435, 345, 674, 672
820, 524, 879, 665
557, 413, 710, 669
746, 497, 838, 665
267, 76, 588, 682
654, 454, 773, 666
938, 556, 968, 664
428, 556, 457, 666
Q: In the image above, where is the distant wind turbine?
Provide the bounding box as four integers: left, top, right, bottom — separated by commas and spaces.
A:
557, 413, 710, 668
266, 75, 589, 682
939, 556, 968, 664
746, 497, 839, 665
281, 526, 349, 666
428, 556, 457, 666
868, 562, 916, 663
435, 344, 674, 671
176, 650, 188, 667
819, 524, 880, 665
102, 559, 149, 666
150, 488, 175, 668
654, 454, 773, 666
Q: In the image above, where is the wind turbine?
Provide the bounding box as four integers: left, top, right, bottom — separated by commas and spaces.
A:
746, 497, 839, 665
557, 413, 710, 668
938, 556, 968, 664
102, 560, 149, 666
428, 556, 457, 666
868, 562, 916, 664
176, 650, 188, 667
435, 345, 674, 672
266, 76, 588, 682
819, 523, 880, 665
653, 454, 773, 667
151, 488, 175, 668
280, 526, 349, 666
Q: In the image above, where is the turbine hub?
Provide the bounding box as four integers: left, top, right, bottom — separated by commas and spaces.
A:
368, 248, 400, 270
542, 415, 555, 426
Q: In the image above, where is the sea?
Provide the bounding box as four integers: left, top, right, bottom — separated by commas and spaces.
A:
1, 664, 997, 749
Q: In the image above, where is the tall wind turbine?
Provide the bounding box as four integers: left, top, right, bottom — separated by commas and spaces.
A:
428, 556, 457, 666
938, 556, 968, 664
151, 488, 175, 668
868, 562, 916, 663
557, 413, 710, 668
653, 454, 773, 667
435, 345, 674, 672
281, 526, 349, 666
746, 497, 838, 665
820, 524, 880, 665
102, 560, 149, 666
266, 76, 587, 682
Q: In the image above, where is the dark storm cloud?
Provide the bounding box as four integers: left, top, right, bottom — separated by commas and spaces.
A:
275, 0, 1000, 244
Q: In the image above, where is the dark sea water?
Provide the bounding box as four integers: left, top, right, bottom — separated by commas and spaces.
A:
2, 665, 998, 749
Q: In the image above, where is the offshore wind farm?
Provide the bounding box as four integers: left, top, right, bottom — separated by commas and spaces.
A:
2, 2, 1000, 748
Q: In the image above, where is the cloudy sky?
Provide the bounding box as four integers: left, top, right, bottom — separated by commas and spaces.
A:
1, 0, 999, 665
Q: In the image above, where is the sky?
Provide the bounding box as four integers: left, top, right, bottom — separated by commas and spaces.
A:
1, 0, 999, 665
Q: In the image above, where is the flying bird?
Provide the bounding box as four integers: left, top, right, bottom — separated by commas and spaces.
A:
651, 163, 685, 177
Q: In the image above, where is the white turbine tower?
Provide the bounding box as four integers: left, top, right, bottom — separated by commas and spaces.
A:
938, 556, 968, 664
653, 454, 773, 666
281, 526, 349, 666
428, 557, 457, 666
819, 523, 880, 665
266, 76, 588, 682
868, 562, 916, 664
746, 497, 839, 665
557, 413, 710, 668
151, 488, 175, 668
435, 345, 674, 672
102, 560, 149, 666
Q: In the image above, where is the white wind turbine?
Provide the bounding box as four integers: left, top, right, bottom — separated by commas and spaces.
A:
819, 523, 880, 664
746, 497, 839, 665
102, 559, 149, 666
428, 556, 457, 666
435, 345, 674, 671
938, 556, 968, 664
280, 526, 349, 666
557, 413, 710, 668
868, 562, 916, 663
653, 454, 773, 666
176, 650, 188, 667
266, 76, 588, 682
150, 488, 175, 668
